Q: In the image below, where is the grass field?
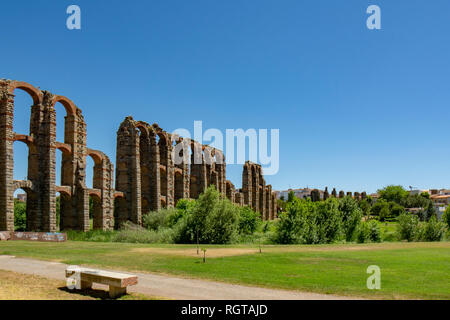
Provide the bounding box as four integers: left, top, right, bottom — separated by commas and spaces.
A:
1, 241, 449, 299
0, 269, 152, 300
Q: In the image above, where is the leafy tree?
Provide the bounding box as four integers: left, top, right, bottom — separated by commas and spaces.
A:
180, 186, 239, 244
443, 206, 450, 228
388, 202, 406, 219
238, 206, 261, 235
14, 199, 27, 231
422, 216, 446, 241
287, 190, 296, 203
378, 185, 409, 205
397, 213, 420, 242
339, 196, 363, 241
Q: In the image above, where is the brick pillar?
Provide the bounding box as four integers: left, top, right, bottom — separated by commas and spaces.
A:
92, 155, 114, 230
242, 162, 252, 207
190, 142, 207, 198
115, 117, 141, 227
39, 92, 57, 232
0, 84, 14, 231
251, 165, 259, 212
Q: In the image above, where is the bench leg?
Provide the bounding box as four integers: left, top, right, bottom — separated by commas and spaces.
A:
80, 281, 92, 290
109, 286, 127, 298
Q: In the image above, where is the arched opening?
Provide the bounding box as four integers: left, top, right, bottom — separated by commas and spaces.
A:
12, 89, 32, 137
53, 101, 67, 148
85, 153, 95, 190
13, 188, 27, 231
56, 187, 72, 231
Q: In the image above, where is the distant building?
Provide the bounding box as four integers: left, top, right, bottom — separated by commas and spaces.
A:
430, 192, 450, 219
15, 193, 26, 202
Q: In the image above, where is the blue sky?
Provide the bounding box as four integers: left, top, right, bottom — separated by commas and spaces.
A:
2, 0, 450, 194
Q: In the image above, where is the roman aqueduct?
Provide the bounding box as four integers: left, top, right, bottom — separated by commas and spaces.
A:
0, 80, 277, 232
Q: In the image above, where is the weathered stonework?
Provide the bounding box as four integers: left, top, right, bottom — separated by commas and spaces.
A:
0, 80, 115, 232
115, 118, 278, 223
0, 80, 278, 232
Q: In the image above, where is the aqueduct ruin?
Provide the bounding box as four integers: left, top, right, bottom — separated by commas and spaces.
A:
0, 80, 277, 232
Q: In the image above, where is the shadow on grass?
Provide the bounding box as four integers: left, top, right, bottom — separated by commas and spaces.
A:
57, 286, 124, 300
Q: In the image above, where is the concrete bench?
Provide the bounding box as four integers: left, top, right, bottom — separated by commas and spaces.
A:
65, 266, 138, 298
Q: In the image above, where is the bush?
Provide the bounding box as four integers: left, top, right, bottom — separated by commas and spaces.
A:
397, 213, 420, 242
275, 198, 350, 244
357, 220, 380, 243
238, 206, 261, 235
177, 186, 240, 244
67, 229, 115, 242
367, 220, 381, 242
14, 200, 27, 231
339, 196, 363, 241
113, 221, 175, 244
421, 217, 446, 242
443, 207, 450, 229
142, 208, 179, 231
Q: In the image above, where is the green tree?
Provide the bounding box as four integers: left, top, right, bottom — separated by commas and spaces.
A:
287, 190, 296, 203
339, 196, 363, 241
238, 206, 261, 235
397, 213, 420, 242
14, 199, 27, 231
378, 185, 409, 205
443, 206, 450, 228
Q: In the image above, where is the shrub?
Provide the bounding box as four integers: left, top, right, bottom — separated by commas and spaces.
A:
357, 222, 370, 243
142, 208, 180, 231
67, 229, 115, 242
177, 186, 240, 244
421, 217, 446, 242
443, 207, 450, 229
274, 199, 312, 244
315, 198, 344, 243
397, 213, 420, 242
339, 196, 362, 241
238, 206, 261, 235
14, 200, 27, 231
113, 221, 175, 243
367, 220, 381, 242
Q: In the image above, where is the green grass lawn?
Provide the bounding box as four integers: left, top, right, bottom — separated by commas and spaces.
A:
1, 241, 449, 299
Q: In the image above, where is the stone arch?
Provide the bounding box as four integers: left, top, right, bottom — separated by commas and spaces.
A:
8, 81, 42, 106
12, 186, 38, 232
51, 95, 77, 116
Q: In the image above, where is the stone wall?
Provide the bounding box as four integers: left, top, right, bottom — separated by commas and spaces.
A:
0, 79, 115, 232
115, 117, 278, 224
0, 79, 278, 232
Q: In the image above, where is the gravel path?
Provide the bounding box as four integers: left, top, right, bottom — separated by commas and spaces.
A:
0, 255, 358, 300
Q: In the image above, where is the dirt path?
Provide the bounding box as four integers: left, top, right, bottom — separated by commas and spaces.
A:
0, 255, 358, 300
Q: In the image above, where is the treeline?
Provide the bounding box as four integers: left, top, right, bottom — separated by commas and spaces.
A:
63, 185, 449, 245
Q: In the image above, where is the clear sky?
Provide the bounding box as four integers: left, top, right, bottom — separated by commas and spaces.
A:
2, 0, 450, 194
